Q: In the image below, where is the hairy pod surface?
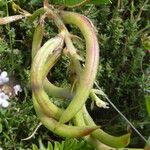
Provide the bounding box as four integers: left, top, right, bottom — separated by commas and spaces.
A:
58, 11, 99, 124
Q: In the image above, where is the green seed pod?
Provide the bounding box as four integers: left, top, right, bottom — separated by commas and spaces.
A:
43, 80, 72, 99
83, 106, 130, 148
31, 16, 72, 100
31, 34, 65, 119
32, 20, 44, 59
31, 32, 99, 137
41, 69, 131, 148
58, 11, 99, 124
31, 8, 130, 146
33, 95, 99, 138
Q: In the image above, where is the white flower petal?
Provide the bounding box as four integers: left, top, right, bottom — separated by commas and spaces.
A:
96, 100, 109, 109
2, 77, 9, 83
0, 92, 5, 97
0, 98, 3, 105
13, 84, 22, 95
0, 71, 9, 85
0, 92, 9, 100
1, 71, 7, 78
1, 100, 9, 108
0, 81, 3, 85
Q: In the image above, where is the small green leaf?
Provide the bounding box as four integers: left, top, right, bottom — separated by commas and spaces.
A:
145, 95, 150, 117
47, 142, 53, 150
51, 0, 111, 7
32, 144, 39, 150
32, 138, 95, 150
54, 141, 61, 150
89, 0, 111, 5
39, 138, 46, 150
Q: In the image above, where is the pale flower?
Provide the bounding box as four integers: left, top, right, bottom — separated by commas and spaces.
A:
1, 99, 9, 108
95, 99, 109, 109
0, 92, 10, 108
91, 88, 109, 109
0, 71, 9, 85
91, 89, 109, 109
13, 84, 22, 95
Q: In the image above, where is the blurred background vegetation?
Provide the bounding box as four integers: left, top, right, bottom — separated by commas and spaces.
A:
0, 0, 149, 149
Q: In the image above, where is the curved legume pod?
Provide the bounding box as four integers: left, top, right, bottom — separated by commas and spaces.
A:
31, 8, 130, 148
32, 95, 99, 138
31, 14, 72, 100
83, 106, 131, 148
31, 33, 99, 137
31, 31, 99, 135
32, 20, 44, 59
43, 59, 131, 147
31, 34, 65, 119
43, 81, 72, 99
58, 11, 99, 124
31, 31, 73, 118
31, 11, 131, 147
86, 136, 144, 150
71, 102, 130, 148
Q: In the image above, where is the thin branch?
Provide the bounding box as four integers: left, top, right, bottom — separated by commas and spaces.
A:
21, 122, 42, 141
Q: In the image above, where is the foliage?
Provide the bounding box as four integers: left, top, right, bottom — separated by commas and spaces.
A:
91, 0, 150, 147
32, 138, 95, 150
0, 98, 38, 149
145, 95, 150, 117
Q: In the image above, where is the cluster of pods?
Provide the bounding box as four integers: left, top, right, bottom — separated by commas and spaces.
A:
30, 2, 131, 149
0, 1, 131, 149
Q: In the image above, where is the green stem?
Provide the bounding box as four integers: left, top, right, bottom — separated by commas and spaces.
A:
28, 8, 45, 22
65, 0, 90, 8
